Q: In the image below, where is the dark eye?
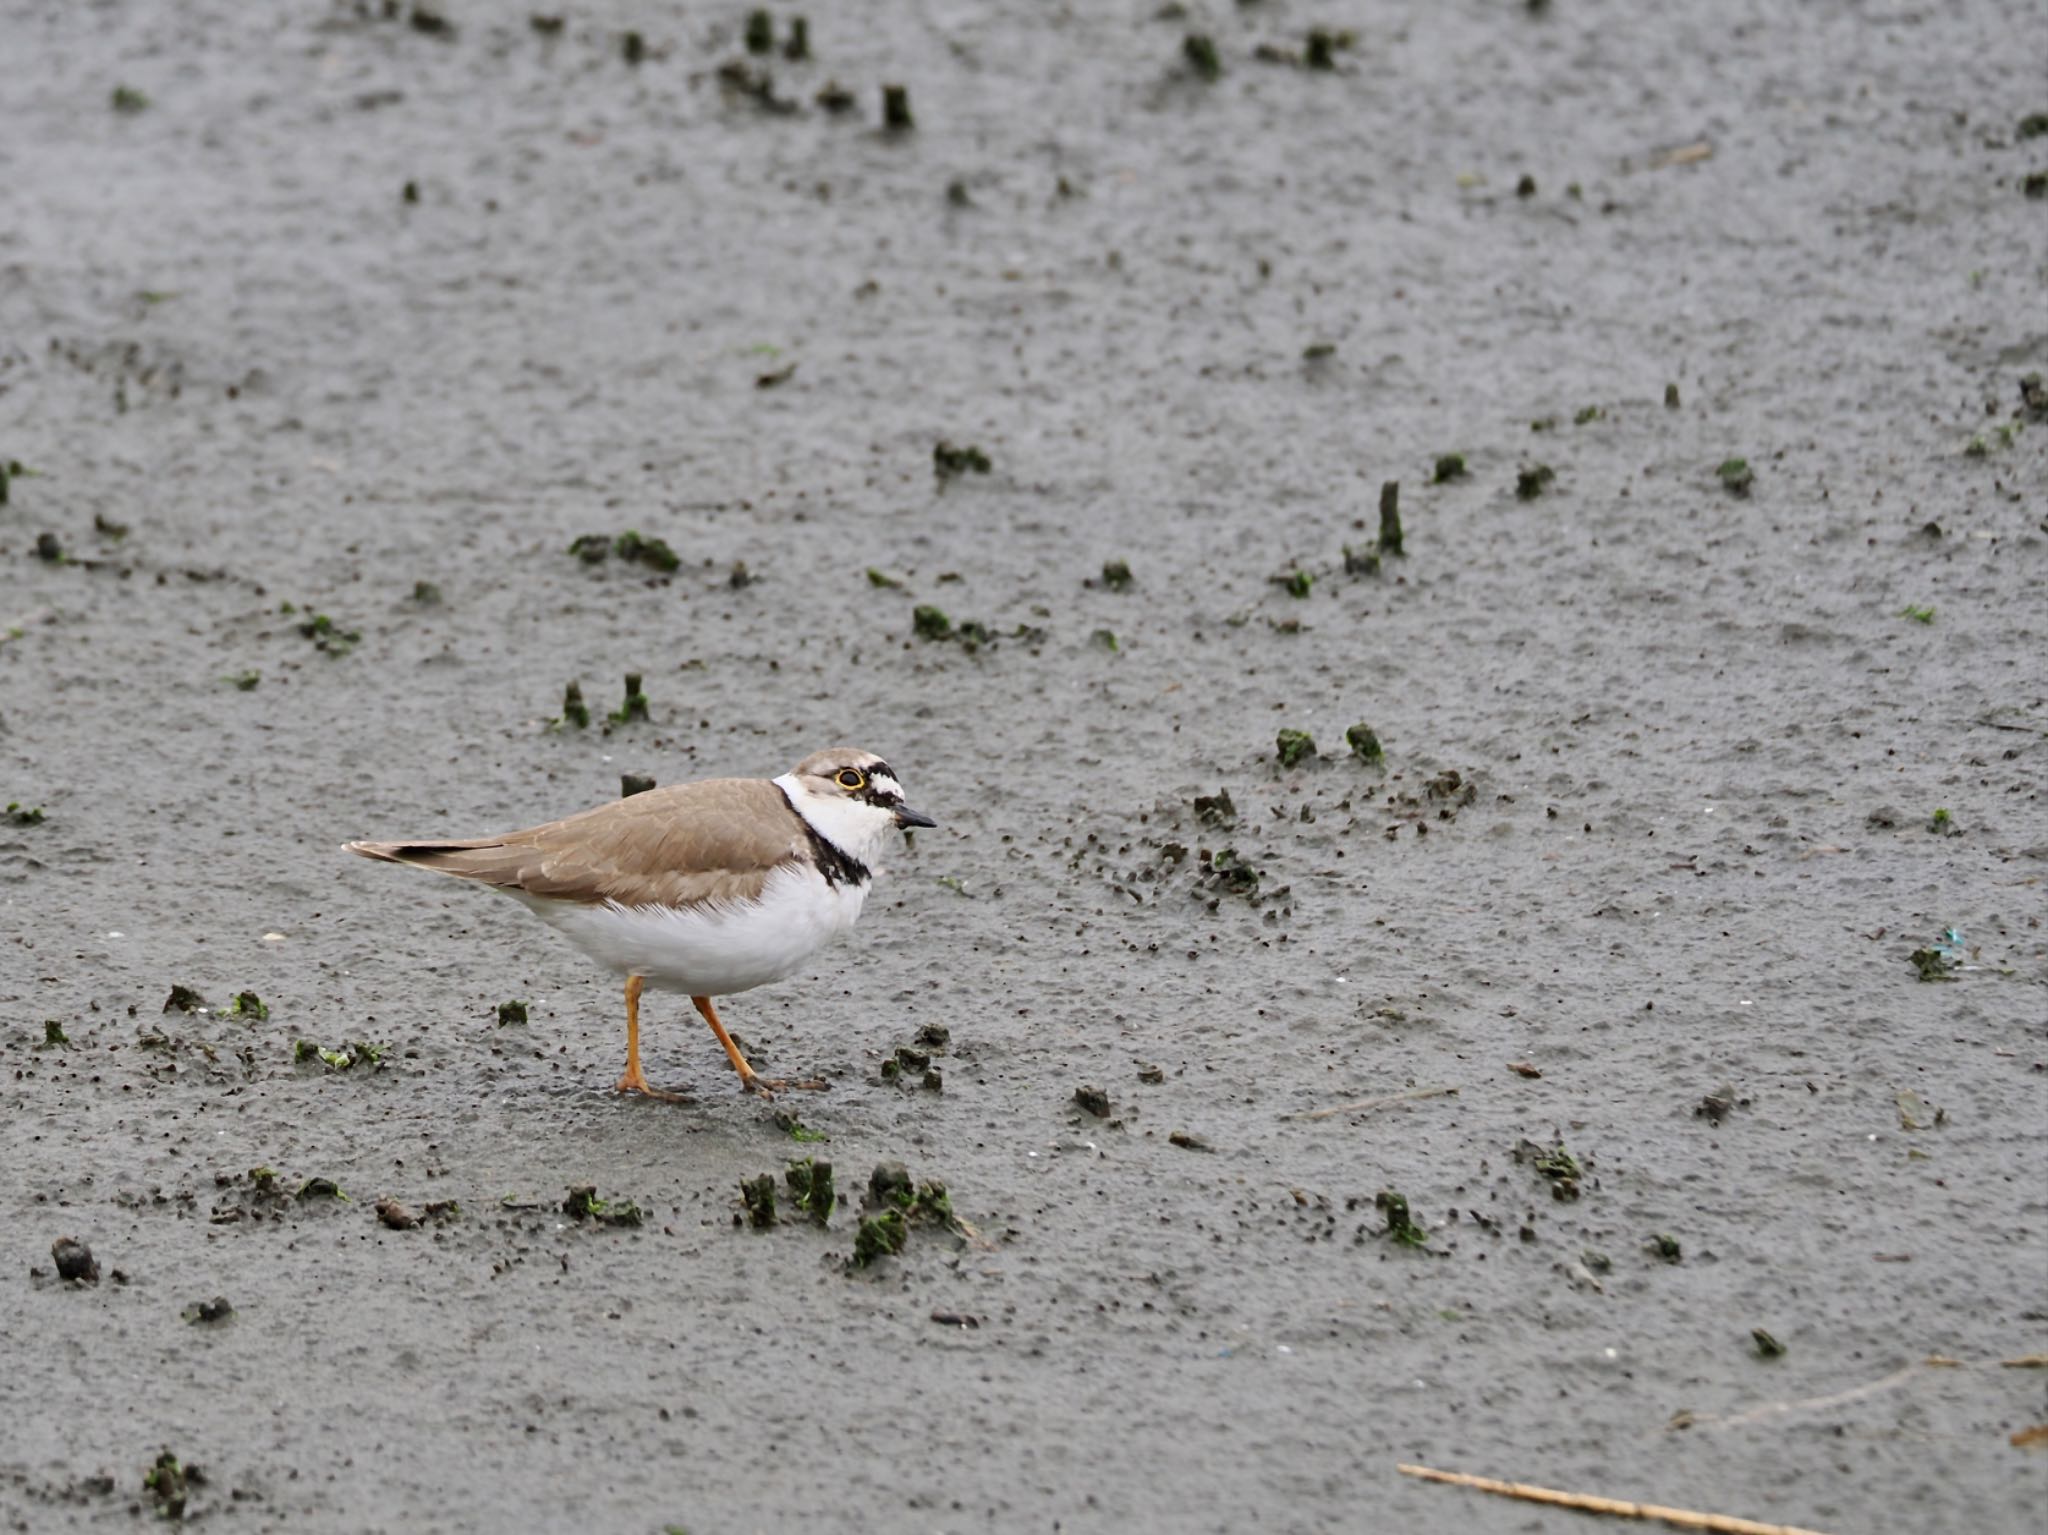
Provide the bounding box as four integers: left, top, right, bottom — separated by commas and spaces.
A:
836, 768, 866, 791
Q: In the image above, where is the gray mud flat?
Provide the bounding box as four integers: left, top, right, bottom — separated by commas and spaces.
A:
3, 3, 2045, 1532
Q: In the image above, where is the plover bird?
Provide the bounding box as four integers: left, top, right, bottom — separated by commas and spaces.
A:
345, 747, 934, 1098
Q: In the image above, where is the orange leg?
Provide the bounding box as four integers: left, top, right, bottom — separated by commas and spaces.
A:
692, 995, 827, 1096
615, 975, 685, 1102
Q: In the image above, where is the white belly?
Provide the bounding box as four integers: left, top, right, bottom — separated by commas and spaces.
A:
512, 866, 869, 995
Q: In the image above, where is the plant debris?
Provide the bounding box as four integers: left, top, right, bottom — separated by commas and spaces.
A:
556, 680, 589, 730
1073, 1084, 1111, 1118
1376, 1190, 1429, 1247
296, 1177, 348, 1202
1432, 453, 1468, 483
1377, 480, 1403, 555
225, 991, 267, 1021
881, 83, 914, 131
609, 673, 650, 725
1647, 1233, 1682, 1263
784, 1158, 835, 1225
1345, 723, 1384, 765
43, 1020, 68, 1046
182, 1295, 234, 1325
1717, 458, 1754, 496
163, 985, 205, 1014
1276, 729, 1317, 768
294, 1038, 385, 1071
497, 999, 529, 1025
1201, 847, 1260, 900
297, 611, 359, 657
563, 1185, 644, 1227
738, 1173, 777, 1228
1515, 464, 1556, 500
614, 530, 681, 571
143, 1452, 192, 1521
1751, 1328, 1785, 1358
1182, 34, 1221, 81
1101, 558, 1133, 591
912, 604, 952, 641
853, 1208, 906, 1265
932, 441, 991, 479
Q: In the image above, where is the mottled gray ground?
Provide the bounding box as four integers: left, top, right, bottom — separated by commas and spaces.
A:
3, 1, 2045, 1531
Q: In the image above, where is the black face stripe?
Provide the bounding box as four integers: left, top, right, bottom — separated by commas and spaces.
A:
777, 785, 873, 888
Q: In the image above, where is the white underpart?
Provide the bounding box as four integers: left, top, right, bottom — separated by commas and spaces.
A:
514, 863, 868, 996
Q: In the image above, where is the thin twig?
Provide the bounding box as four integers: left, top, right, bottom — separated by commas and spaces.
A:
1700, 1359, 1927, 1429
1397, 1464, 1834, 1535
1290, 1085, 1458, 1122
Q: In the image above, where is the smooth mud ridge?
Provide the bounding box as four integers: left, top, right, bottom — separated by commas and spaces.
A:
3, 3, 2045, 1532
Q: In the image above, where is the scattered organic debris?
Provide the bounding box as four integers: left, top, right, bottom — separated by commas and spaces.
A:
1102, 558, 1133, 590
224, 668, 260, 691
816, 79, 855, 112
1202, 847, 1260, 899
881, 83, 914, 130
718, 59, 798, 112
1182, 34, 1221, 81
755, 360, 796, 388
1665, 382, 1682, 408
1376, 1190, 1428, 1247
293, 1038, 386, 1071
497, 999, 529, 1025
1432, 453, 1468, 483
609, 673, 650, 725
1378, 480, 1403, 554
1274, 567, 1312, 598
143, 1452, 191, 1521
1344, 543, 1381, 577
777, 1109, 828, 1142
296, 1177, 348, 1202
1516, 464, 1556, 500
738, 1174, 778, 1228
1899, 604, 1934, 624
43, 1020, 68, 1047
1276, 729, 1317, 768
932, 441, 991, 479
1751, 1328, 1786, 1358
1073, 1084, 1111, 1118
853, 1208, 906, 1265
614, 531, 681, 572
6, 802, 46, 825
913, 604, 952, 640
52, 1236, 99, 1283
225, 992, 267, 1021
1574, 405, 1604, 424
163, 985, 205, 1014
182, 1295, 233, 1325
563, 1185, 644, 1227
557, 680, 590, 730
112, 85, 150, 114
621, 772, 656, 798
1398, 1463, 1825, 1534
865, 567, 901, 588
1717, 458, 1754, 496
568, 533, 610, 564
1193, 788, 1237, 827
411, 580, 442, 605
744, 8, 772, 52
784, 1158, 835, 1225
1647, 1233, 1682, 1263
297, 611, 359, 657
2021, 372, 2047, 418
34, 531, 66, 563
1516, 1138, 1582, 1200
1507, 1061, 1542, 1079
728, 560, 756, 589
1929, 808, 1953, 834
1090, 627, 1119, 652
784, 17, 810, 60
1168, 1130, 1212, 1151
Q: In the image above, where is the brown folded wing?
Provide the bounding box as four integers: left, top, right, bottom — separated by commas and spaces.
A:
344, 777, 803, 910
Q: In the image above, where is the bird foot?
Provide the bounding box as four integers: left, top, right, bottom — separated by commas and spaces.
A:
615, 1070, 688, 1103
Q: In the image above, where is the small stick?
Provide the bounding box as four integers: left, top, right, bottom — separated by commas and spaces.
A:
1291, 1085, 1457, 1122
1397, 1465, 1834, 1535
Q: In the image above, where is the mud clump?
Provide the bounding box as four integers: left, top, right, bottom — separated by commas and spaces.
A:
1276, 729, 1317, 768
1073, 1084, 1112, 1118
163, 985, 205, 1014
52, 1235, 100, 1283
853, 1208, 907, 1266
932, 441, 991, 479
1345, 723, 1384, 764
784, 1159, 835, 1225
182, 1295, 234, 1324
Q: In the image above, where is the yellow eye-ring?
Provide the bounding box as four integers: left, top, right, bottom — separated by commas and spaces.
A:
836, 768, 866, 790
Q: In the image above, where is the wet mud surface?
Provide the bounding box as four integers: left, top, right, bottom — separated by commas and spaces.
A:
3, 2, 2046, 1531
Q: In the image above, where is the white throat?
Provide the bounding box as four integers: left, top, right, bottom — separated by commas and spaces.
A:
775, 773, 898, 871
